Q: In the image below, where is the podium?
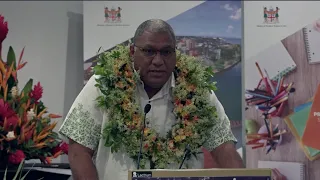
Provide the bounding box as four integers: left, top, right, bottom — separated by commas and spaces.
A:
128, 169, 272, 180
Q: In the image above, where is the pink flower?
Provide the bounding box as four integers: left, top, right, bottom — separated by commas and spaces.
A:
60, 142, 69, 154
8, 150, 25, 165
0, 99, 19, 131
0, 15, 8, 59
52, 142, 69, 155
30, 82, 43, 103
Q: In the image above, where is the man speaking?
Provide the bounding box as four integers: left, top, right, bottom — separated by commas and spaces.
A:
59, 19, 244, 180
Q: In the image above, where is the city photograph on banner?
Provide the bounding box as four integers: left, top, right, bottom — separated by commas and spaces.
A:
83, 0, 242, 160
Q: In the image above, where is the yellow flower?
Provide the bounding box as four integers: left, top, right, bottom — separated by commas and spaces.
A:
136, 121, 141, 128
175, 104, 183, 113
127, 78, 135, 85
184, 128, 193, 136
125, 71, 133, 78
124, 64, 131, 71
183, 120, 193, 126
132, 114, 140, 122
177, 128, 184, 135
115, 82, 124, 89
181, 111, 189, 118
143, 128, 150, 136
122, 103, 129, 110
177, 76, 185, 83
126, 87, 134, 94
174, 135, 186, 142
126, 122, 135, 129
187, 85, 196, 92
123, 97, 130, 104
113, 65, 119, 74
157, 143, 162, 150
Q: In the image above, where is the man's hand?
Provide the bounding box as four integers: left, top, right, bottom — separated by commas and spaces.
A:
210, 141, 244, 168
68, 139, 99, 180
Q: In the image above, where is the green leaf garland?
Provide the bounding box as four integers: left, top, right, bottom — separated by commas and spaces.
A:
94, 45, 218, 169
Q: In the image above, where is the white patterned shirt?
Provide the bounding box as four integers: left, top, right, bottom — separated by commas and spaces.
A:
59, 75, 236, 180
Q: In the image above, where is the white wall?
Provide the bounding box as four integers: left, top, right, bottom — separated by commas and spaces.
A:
0, 1, 83, 163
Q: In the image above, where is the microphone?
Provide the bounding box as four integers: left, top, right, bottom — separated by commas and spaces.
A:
137, 103, 152, 169
178, 144, 191, 169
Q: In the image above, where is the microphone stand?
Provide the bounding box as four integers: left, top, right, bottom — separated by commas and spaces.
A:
179, 144, 191, 169
137, 104, 151, 169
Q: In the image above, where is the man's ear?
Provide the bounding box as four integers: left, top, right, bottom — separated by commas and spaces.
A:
129, 45, 135, 57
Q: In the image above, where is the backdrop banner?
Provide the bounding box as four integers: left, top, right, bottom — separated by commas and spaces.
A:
83, 0, 242, 167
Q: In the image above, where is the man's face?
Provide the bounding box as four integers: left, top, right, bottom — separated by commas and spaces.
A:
130, 31, 176, 89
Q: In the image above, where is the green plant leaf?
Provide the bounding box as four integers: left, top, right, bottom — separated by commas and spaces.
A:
20, 163, 36, 180
12, 159, 25, 180
7, 46, 17, 70
36, 101, 46, 115
7, 76, 17, 93
110, 51, 121, 59
36, 120, 44, 134
3, 167, 7, 180
21, 79, 33, 96
19, 160, 25, 180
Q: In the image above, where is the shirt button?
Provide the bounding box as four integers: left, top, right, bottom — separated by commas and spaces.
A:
146, 122, 150, 128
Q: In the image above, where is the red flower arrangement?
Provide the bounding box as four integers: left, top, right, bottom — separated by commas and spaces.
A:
0, 14, 68, 166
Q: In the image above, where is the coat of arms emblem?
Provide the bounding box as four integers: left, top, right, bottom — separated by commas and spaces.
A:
104, 6, 122, 23
263, 6, 280, 24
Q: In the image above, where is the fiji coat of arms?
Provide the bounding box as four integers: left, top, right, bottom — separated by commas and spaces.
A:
104, 6, 122, 23
263, 6, 279, 24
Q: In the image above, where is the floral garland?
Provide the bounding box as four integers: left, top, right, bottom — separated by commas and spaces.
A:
93, 45, 218, 169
